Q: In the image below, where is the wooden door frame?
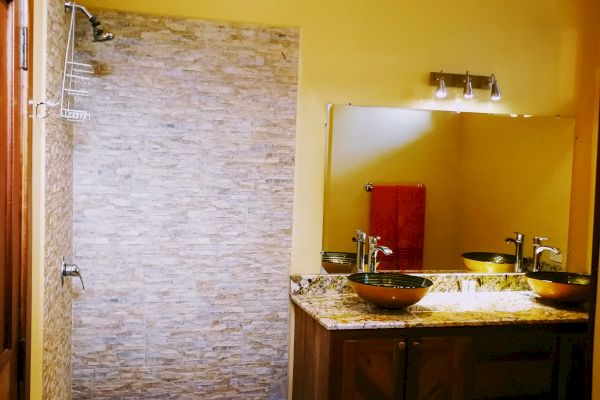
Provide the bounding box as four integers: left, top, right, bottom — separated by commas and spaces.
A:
1, 0, 32, 398
18, 0, 32, 397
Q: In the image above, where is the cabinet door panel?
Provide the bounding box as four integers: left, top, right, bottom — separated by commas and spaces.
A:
342, 338, 406, 400
471, 331, 557, 399
406, 337, 472, 400
557, 333, 587, 400
472, 360, 554, 399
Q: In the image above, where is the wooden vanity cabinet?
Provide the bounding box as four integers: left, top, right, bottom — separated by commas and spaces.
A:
337, 336, 472, 400
323, 334, 471, 400
292, 306, 587, 400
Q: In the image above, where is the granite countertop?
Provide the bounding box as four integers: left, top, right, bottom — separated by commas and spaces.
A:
290, 290, 589, 331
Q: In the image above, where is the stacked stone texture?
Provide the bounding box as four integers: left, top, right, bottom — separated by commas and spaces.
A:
71, 10, 298, 399
43, 0, 74, 398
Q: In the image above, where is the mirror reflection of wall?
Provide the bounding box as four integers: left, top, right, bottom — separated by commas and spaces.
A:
323, 105, 575, 270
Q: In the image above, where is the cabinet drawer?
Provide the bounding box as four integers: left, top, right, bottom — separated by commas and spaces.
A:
473, 331, 556, 362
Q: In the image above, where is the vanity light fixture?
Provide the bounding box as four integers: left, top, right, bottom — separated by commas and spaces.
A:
490, 73, 501, 101
428, 71, 503, 101
435, 71, 447, 99
463, 71, 474, 99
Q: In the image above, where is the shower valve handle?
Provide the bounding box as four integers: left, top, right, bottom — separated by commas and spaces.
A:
61, 259, 85, 290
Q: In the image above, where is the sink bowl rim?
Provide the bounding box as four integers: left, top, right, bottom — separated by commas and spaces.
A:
461, 252, 516, 264
525, 271, 591, 286
348, 272, 433, 289
525, 271, 591, 302
321, 252, 358, 274
347, 272, 433, 308
321, 251, 357, 263
461, 252, 516, 273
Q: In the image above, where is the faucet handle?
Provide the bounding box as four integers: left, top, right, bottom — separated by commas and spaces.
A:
505, 232, 524, 244
353, 230, 367, 243
533, 236, 548, 245
514, 232, 524, 241
368, 236, 381, 247
61, 259, 85, 290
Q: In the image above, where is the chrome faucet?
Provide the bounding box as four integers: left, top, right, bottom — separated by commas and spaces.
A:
353, 230, 367, 273
532, 236, 560, 272
505, 232, 525, 272
367, 236, 393, 273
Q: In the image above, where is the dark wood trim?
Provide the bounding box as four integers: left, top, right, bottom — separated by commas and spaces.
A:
0, 4, 9, 370
1, 0, 32, 398
292, 306, 305, 399
1, 0, 21, 397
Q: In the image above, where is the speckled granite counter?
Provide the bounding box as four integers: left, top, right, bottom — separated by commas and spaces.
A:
291, 272, 529, 296
291, 291, 588, 330
290, 274, 588, 331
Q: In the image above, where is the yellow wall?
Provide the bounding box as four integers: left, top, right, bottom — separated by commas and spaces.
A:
30, 1, 46, 398
324, 107, 463, 268
54, 1, 600, 398
459, 115, 574, 263
79, 0, 590, 275
324, 107, 574, 269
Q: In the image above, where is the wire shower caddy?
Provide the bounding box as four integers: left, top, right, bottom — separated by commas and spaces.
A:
60, 5, 93, 121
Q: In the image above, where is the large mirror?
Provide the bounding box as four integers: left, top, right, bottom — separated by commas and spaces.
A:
323, 105, 575, 272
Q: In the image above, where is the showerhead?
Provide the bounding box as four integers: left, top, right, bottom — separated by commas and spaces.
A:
89, 15, 114, 42
65, 1, 114, 42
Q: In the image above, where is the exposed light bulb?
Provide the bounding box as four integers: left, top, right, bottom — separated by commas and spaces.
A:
490, 74, 502, 101
435, 74, 447, 98
463, 71, 474, 99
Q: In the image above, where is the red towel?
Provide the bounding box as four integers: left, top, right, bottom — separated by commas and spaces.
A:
369, 185, 426, 270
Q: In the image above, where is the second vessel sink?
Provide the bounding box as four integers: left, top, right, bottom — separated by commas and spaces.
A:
348, 272, 433, 308
462, 252, 516, 273
321, 252, 356, 274
526, 271, 591, 303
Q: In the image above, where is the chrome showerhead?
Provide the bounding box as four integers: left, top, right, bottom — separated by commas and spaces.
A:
89, 15, 114, 42
65, 1, 114, 42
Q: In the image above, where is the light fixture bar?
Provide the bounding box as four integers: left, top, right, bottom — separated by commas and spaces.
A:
428, 72, 494, 90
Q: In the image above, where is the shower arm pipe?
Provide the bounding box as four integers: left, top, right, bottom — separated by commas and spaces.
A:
64, 1, 114, 42
65, 1, 94, 20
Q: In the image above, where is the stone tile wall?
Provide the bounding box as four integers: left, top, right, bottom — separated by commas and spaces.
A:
71, 11, 298, 399
43, 0, 74, 398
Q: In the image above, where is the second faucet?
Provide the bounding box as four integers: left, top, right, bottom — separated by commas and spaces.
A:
353, 230, 393, 273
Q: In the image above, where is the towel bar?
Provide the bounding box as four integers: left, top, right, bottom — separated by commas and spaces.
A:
364, 182, 424, 192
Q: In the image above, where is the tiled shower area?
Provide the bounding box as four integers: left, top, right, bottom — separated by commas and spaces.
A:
70, 10, 298, 399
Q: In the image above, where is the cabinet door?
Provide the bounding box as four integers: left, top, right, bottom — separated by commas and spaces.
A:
556, 333, 587, 399
405, 337, 473, 400
471, 331, 557, 399
341, 338, 407, 400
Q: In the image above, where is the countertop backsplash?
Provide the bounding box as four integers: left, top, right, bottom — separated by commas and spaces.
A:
291, 272, 530, 296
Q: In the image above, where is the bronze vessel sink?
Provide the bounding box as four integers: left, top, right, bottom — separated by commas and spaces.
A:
462, 252, 516, 273
321, 252, 357, 274
348, 272, 433, 308
525, 271, 591, 303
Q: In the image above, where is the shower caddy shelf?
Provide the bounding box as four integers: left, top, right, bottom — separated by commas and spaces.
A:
33, 2, 96, 121
60, 2, 93, 121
